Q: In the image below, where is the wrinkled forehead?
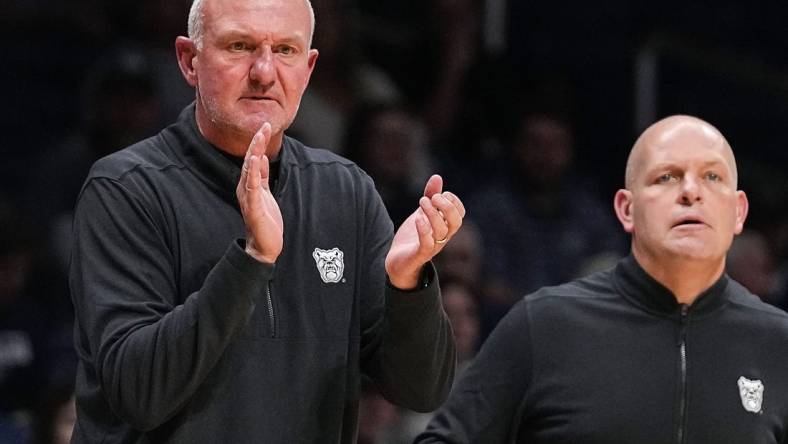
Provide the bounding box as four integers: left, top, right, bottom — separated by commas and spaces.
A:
204, 0, 312, 37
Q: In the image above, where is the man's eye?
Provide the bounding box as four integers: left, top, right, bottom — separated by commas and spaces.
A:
657, 173, 674, 183
230, 42, 247, 51
276, 45, 294, 55
706, 172, 720, 181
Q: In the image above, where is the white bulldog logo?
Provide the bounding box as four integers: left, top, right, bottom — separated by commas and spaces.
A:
312, 247, 344, 283
737, 376, 764, 414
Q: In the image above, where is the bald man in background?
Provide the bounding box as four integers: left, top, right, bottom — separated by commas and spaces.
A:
416, 115, 788, 443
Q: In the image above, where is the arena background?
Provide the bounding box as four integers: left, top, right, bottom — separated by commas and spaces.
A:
1, 1, 787, 442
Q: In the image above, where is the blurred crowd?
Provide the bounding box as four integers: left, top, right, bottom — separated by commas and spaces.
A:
2, 0, 788, 442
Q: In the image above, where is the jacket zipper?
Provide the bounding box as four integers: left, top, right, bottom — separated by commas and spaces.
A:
676, 304, 690, 444
266, 284, 276, 337
266, 161, 282, 339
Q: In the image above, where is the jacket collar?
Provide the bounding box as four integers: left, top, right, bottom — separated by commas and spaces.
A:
164, 103, 296, 202
613, 254, 730, 318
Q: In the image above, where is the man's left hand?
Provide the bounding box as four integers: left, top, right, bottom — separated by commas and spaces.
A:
385, 174, 465, 290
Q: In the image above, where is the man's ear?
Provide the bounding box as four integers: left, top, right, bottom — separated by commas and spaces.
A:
303, 48, 319, 88
175, 36, 199, 87
614, 189, 635, 233
733, 190, 749, 235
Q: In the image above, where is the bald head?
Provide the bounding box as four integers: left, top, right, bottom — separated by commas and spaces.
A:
188, 0, 316, 49
625, 115, 738, 189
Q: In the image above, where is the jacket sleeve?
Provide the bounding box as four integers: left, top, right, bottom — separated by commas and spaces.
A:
358, 177, 456, 413
415, 298, 533, 443
70, 177, 273, 431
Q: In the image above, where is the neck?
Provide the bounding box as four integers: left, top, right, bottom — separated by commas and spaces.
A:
631, 247, 726, 305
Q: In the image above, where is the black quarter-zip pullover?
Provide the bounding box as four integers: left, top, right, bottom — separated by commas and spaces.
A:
70, 104, 455, 443
418, 255, 788, 443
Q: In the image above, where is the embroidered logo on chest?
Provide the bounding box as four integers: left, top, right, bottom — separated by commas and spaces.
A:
312, 247, 345, 283
737, 376, 764, 414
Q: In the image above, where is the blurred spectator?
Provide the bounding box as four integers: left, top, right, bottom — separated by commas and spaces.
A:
15, 51, 159, 420
289, 0, 401, 152
422, 0, 478, 141
439, 281, 481, 371
52, 397, 75, 444
735, 158, 788, 312
776, 212, 788, 312
381, 223, 485, 443
389, 0, 520, 196
433, 221, 483, 289
382, 279, 483, 444
0, 1, 112, 197
575, 251, 625, 279
359, 222, 486, 444
25, 46, 163, 295
727, 229, 787, 311
0, 1, 109, 37
431, 221, 514, 339
355, 0, 442, 102
0, 197, 68, 443
34, 387, 75, 444
345, 103, 433, 226
357, 379, 403, 444
467, 110, 626, 332
106, 0, 195, 123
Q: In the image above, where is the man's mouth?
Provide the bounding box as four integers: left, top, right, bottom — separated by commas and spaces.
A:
672, 217, 707, 228
242, 95, 278, 103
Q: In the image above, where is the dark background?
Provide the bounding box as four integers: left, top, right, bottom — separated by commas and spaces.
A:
2, 1, 788, 442
2, 0, 787, 205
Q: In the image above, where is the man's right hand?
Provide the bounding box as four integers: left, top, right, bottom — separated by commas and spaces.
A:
236, 122, 284, 264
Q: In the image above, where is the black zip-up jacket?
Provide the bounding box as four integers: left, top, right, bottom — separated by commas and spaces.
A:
417, 255, 788, 443
69, 104, 455, 443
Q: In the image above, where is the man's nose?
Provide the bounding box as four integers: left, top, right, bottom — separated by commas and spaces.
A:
678, 175, 701, 205
250, 46, 275, 86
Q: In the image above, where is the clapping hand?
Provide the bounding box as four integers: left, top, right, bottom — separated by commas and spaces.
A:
385, 174, 466, 289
